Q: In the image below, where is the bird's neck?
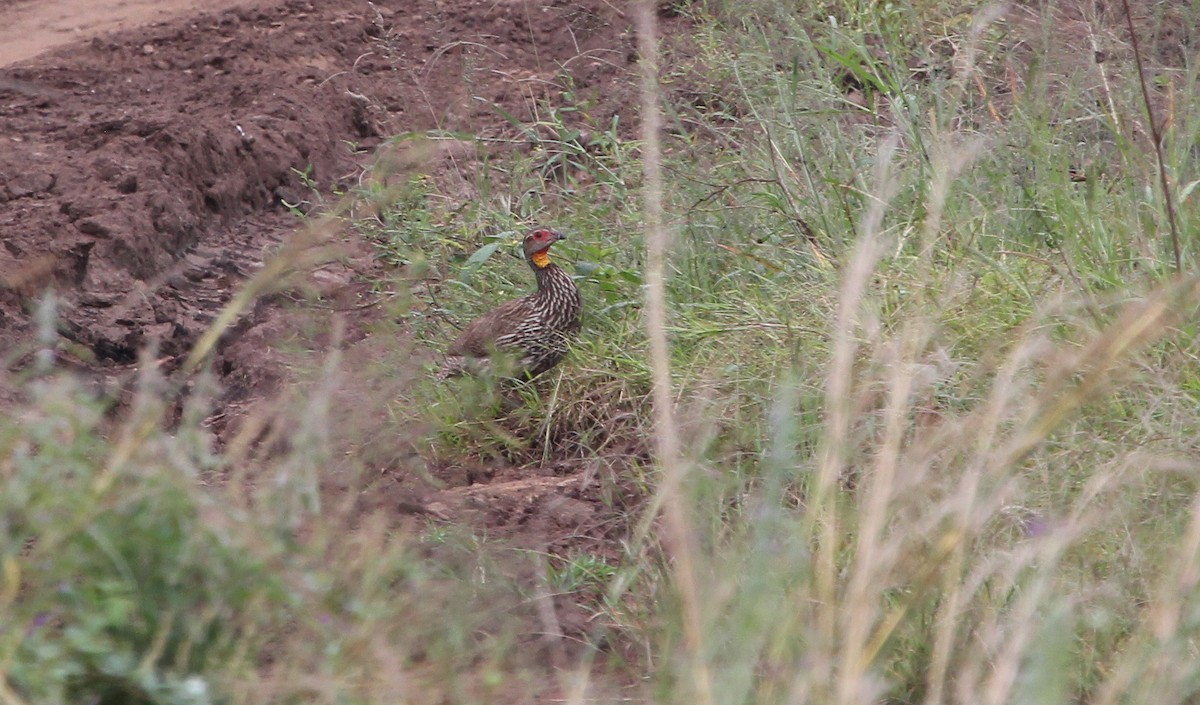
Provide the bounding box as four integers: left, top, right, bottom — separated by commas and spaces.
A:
533, 260, 567, 291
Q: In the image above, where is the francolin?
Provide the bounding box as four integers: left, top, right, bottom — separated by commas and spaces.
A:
439, 227, 581, 380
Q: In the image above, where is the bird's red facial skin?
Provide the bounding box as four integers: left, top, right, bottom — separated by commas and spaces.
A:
525, 229, 554, 254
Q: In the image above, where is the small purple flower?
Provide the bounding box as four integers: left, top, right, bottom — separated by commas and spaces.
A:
1023, 514, 1052, 538
26, 612, 49, 637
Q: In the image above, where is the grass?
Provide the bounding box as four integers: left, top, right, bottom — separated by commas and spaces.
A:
6, 0, 1200, 703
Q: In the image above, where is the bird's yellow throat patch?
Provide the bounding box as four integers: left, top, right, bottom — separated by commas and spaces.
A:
531, 250, 551, 268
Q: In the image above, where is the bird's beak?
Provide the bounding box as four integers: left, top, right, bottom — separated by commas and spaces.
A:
554, 230, 566, 241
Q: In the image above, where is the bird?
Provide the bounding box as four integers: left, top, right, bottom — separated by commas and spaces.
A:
438, 227, 582, 380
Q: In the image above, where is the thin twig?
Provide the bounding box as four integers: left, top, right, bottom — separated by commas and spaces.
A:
1119, 0, 1182, 272
686, 176, 780, 209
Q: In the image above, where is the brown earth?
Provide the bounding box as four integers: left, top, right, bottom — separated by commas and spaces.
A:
0, 0, 267, 66
0, 0, 674, 562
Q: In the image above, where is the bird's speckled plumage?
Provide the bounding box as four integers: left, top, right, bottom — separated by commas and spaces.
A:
439, 227, 582, 380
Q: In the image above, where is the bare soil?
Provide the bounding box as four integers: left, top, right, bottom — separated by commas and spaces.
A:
0, 0, 674, 558
0, 0, 266, 66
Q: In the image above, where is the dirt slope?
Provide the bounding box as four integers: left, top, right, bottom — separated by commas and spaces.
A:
0, 0, 643, 375
0, 0, 674, 549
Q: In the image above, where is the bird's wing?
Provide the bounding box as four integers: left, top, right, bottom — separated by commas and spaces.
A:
446, 297, 531, 357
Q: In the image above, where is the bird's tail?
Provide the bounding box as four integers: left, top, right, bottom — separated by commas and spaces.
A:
436, 356, 464, 381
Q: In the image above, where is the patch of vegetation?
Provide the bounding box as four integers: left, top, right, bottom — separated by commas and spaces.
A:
1, 343, 577, 704
371, 0, 1200, 701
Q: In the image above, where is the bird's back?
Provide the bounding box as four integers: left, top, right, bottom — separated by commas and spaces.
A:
446, 294, 537, 358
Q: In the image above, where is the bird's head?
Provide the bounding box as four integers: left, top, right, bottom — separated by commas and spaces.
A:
523, 227, 565, 269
